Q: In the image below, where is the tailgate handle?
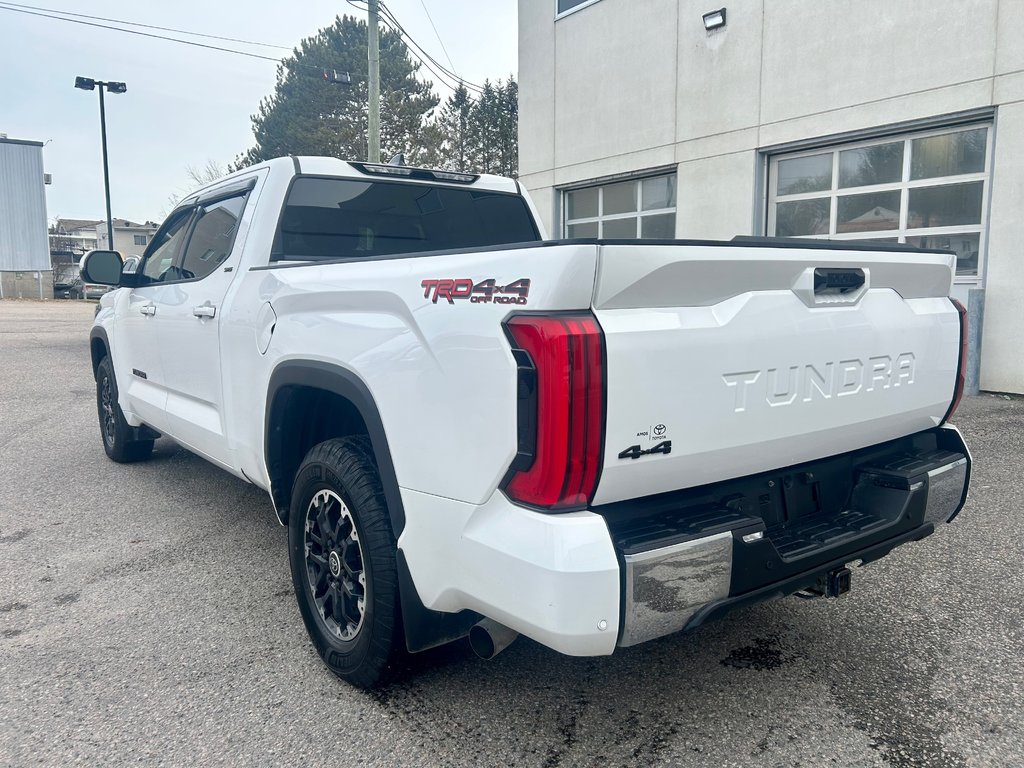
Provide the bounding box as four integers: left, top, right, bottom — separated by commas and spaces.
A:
814, 268, 865, 295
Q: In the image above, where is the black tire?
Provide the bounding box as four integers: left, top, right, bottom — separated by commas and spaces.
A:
288, 436, 403, 688
96, 356, 154, 463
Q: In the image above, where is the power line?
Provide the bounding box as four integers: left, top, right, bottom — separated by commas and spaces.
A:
345, 0, 484, 93
0, 2, 356, 79
344, 0, 466, 92
0, 1, 293, 49
418, 0, 455, 73
0, 4, 286, 61
378, 1, 484, 91
382, 15, 479, 94
1, 0, 490, 98
378, 1, 487, 92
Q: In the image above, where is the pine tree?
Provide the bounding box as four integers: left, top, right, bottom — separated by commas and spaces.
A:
233, 15, 518, 178
470, 80, 499, 174
464, 78, 518, 177
234, 16, 439, 168
435, 83, 474, 172
497, 78, 518, 177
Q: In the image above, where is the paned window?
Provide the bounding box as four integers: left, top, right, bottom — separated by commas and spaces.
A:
768, 125, 991, 277
563, 174, 677, 240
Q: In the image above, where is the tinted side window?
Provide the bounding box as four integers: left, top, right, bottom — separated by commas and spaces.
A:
274, 178, 540, 261
179, 195, 246, 281
142, 210, 193, 283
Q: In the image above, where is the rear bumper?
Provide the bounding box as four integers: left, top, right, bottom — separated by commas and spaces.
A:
399, 425, 969, 656
616, 425, 970, 646
398, 487, 622, 656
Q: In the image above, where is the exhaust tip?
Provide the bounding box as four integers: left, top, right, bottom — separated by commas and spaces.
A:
469, 618, 519, 660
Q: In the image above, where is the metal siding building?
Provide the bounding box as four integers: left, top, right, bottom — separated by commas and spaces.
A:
0, 137, 50, 298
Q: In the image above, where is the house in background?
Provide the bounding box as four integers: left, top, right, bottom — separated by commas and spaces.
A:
97, 218, 159, 258
49, 218, 159, 289
0, 135, 50, 299
50, 218, 158, 258
518, 0, 1024, 394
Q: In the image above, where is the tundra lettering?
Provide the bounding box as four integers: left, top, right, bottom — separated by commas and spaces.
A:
723, 353, 917, 412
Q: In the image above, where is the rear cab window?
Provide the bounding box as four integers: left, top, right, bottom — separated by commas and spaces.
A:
272, 177, 541, 262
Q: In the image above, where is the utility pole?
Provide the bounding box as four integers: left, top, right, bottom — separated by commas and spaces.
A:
367, 0, 381, 163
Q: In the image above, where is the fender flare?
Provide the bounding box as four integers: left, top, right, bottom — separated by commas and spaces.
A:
264, 360, 406, 537
265, 360, 478, 652
89, 326, 111, 378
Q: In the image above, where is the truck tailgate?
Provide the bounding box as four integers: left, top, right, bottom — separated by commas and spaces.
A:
591, 242, 960, 506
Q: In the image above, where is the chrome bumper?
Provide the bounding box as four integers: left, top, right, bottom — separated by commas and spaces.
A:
619, 443, 970, 648
620, 532, 733, 647
923, 456, 969, 526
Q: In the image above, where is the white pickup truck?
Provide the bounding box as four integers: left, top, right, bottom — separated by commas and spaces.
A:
82, 157, 971, 688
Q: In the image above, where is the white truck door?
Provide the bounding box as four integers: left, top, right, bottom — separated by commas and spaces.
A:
113, 207, 195, 430
150, 190, 250, 466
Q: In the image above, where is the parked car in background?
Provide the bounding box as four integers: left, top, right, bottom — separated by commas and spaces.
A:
54, 277, 83, 299
83, 281, 113, 300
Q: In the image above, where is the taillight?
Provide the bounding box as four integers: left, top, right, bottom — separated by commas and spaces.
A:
502, 314, 605, 511
943, 298, 968, 423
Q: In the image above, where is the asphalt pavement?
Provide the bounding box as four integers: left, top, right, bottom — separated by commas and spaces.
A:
1, 299, 1021, 768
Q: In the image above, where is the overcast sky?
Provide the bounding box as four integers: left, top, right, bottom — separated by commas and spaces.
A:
0, 0, 518, 224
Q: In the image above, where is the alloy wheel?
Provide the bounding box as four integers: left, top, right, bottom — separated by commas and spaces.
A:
100, 374, 116, 447
303, 489, 366, 641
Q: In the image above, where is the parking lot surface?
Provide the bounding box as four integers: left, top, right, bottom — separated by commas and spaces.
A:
1, 299, 1021, 768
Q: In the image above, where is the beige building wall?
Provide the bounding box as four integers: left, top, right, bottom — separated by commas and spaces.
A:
112, 229, 154, 258
519, 0, 1024, 393
95, 224, 157, 258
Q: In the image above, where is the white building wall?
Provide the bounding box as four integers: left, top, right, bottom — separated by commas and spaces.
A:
980, 101, 1024, 394
519, 0, 1024, 393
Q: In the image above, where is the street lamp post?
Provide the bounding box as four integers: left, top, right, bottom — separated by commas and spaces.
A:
75, 77, 126, 252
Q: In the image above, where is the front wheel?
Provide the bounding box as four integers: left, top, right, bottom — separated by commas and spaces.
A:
95, 356, 153, 463
288, 437, 403, 688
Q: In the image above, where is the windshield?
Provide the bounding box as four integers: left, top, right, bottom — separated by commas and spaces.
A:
273, 177, 540, 261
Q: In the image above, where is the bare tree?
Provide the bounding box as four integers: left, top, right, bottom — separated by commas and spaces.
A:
162, 160, 226, 216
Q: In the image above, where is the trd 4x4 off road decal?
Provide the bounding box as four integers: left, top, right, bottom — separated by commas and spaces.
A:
421, 278, 531, 305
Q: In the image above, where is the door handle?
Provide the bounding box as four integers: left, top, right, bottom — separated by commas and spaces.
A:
139, 303, 156, 316
192, 303, 217, 319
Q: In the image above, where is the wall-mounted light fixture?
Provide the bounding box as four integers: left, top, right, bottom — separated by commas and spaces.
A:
702, 7, 727, 31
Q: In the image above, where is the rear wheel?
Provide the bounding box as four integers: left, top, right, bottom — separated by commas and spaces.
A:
288, 436, 403, 688
95, 356, 154, 463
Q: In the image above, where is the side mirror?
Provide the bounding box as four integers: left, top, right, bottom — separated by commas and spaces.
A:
80, 250, 123, 286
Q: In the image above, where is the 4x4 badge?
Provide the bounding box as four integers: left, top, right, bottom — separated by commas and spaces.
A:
618, 441, 672, 460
